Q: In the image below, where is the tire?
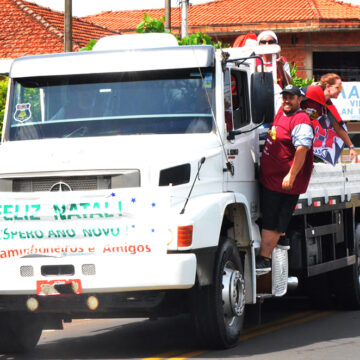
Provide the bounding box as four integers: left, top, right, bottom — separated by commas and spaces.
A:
0, 312, 43, 353
192, 238, 245, 349
332, 224, 360, 309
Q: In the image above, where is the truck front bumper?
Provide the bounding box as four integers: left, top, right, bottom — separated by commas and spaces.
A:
0, 253, 196, 295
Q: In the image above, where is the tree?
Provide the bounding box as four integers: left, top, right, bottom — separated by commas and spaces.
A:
80, 39, 97, 51
136, 14, 227, 48
291, 63, 314, 87
136, 13, 170, 33
178, 31, 226, 49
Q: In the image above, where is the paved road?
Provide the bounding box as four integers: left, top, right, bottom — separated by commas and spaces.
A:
4, 298, 360, 360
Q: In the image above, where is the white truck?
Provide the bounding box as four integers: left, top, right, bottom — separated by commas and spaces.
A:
0, 33, 359, 353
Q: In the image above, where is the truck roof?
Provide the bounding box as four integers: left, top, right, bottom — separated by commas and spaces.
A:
9, 45, 215, 78
0, 59, 13, 76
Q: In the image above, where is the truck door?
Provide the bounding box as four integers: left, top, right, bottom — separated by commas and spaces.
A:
223, 68, 259, 212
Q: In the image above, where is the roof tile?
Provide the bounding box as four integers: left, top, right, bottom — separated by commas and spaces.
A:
0, 0, 119, 58
83, 0, 360, 34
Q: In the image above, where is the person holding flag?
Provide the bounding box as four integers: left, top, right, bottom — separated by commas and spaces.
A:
301, 73, 358, 165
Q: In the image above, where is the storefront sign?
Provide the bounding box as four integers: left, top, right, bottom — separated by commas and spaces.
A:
332, 82, 360, 121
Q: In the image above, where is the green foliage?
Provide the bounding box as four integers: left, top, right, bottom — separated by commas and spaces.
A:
80, 39, 97, 51
0, 77, 9, 137
23, 87, 41, 122
135, 14, 228, 48
177, 31, 226, 49
291, 63, 314, 88
0, 79, 41, 134
136, 13, 170, 33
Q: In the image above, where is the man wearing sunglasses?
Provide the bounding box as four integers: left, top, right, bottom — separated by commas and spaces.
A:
301, 73, 358, 163
255, 30, 292, 89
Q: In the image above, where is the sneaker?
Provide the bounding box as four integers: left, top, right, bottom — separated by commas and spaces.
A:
256, 255, 271, 275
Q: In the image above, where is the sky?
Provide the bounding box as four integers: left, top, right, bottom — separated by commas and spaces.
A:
28, 0, 360, 17
29, 0, 216, 16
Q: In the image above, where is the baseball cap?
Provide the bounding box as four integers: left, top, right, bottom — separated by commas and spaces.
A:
281, 84, 301, 97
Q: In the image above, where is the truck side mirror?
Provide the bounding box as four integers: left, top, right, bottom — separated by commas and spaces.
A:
251, 72, 274, 124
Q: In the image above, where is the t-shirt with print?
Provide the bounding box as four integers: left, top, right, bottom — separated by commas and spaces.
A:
260, 108, 314, 195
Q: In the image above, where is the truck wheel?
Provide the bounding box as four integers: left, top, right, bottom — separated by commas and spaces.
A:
0, 312, 43, 353
332, 224, 360, 309
192, 238, 245, 349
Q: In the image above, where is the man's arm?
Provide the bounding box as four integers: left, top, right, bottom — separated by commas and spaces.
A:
282, 146, 309, 191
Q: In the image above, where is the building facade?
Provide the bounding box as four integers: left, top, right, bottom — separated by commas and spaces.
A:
0, 0, 120, 59
84, 0, 360, 81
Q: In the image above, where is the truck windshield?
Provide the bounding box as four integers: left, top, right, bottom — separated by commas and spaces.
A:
7, 68, 215, 141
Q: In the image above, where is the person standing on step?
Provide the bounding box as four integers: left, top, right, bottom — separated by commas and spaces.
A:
256, 84, 314, 274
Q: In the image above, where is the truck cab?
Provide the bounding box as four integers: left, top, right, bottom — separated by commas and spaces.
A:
5, 33, 358, 354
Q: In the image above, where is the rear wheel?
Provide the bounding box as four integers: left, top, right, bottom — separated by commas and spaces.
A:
333, 224, 360, 309
0, 312, 43, 353
192, 238, 245, 349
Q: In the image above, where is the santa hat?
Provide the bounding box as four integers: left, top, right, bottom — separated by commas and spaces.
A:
257, 31, 278, 44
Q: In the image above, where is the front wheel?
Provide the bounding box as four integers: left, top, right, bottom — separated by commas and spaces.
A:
192, 238, 245, 349
0, 312, 43, 353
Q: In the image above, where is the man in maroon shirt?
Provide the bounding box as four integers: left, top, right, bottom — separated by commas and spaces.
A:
257, 85, 314, 274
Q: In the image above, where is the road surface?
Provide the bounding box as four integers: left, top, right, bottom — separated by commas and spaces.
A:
5, 297, 360, 360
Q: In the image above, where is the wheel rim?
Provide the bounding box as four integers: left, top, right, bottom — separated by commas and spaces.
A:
222, 260, 245, 325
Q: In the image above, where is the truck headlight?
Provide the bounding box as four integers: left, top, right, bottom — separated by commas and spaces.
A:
0, 179, 12, 191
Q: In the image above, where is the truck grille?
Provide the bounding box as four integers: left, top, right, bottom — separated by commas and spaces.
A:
13, 176, 110, 192
11, 171, 140, 192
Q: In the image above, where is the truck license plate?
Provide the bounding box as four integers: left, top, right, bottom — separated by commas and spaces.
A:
36, 279, 82, 296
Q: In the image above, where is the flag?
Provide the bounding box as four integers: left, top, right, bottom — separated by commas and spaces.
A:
301, 85, 345, 166
312, 115, 345, 166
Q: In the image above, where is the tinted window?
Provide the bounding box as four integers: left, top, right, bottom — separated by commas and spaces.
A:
7, 69, 215, 141
230, 70, 250, 129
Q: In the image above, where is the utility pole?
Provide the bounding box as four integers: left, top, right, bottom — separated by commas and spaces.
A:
180, 0, 188, 39
64, 0, 73, 52
165, 0, 171, 32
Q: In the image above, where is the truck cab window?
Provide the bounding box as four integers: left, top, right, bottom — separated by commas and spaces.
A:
224, 69, 233, 132
230, 70, 250, 129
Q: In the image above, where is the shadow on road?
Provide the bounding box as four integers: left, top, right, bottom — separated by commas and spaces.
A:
204, 297, 360, 359
2, 297, 360, 360
0, 315, 199, 360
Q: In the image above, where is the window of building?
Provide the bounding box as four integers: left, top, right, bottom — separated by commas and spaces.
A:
313, 52, 360, 81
